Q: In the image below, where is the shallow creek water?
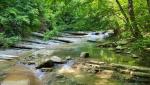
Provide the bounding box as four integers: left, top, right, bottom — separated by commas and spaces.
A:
48, 43, 147, 85
0, 35, 149, 85
53, 42, 140, 66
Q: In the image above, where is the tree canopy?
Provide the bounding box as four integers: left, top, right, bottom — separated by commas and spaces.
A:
0, 0, 150, 46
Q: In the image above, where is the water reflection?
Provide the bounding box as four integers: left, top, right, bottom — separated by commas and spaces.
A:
53, 43, 139, 66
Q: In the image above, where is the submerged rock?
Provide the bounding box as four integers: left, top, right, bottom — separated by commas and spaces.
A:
50, 56, 63, 63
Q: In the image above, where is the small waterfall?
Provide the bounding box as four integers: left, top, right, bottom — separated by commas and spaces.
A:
24, 64, 45, 80
35, 69, 45, 79
58, 60, 75, 73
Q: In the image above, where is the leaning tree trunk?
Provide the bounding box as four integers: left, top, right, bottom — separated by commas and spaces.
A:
147, 0, 150, 14
115, 0, 134, 38
128, 0, 143, 38
146, 0, 150, 31
116, 0, 130, 24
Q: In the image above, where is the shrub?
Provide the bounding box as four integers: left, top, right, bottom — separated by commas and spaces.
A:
0, 33, 20, 48
131, 37, 150, 51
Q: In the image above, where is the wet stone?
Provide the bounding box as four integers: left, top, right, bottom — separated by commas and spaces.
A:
41, 68, 53, 72
132, 54, 138, 58
50, 56, 62, 63
80, 52, 90, 58
36, 60, 54, 69
65, 56, 72, 60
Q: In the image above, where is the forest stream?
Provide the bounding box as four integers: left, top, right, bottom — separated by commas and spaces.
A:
0, 31, 150, 85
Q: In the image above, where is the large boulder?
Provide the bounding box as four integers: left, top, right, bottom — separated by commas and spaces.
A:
36, 60, 54, 69
36, 56, 64, 69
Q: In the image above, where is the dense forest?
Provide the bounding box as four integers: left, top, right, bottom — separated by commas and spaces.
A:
0, 0, 150, 48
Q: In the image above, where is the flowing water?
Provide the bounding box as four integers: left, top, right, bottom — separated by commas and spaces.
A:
44, 43, 148, 85
0, 32, 149, 85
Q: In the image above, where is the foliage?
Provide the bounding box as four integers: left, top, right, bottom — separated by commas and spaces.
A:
0, 0, 51, 36
0, 33, 20, 48
0, 0, 150, 46
131, 37, 150, 51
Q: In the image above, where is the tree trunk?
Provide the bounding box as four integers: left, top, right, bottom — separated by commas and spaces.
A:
128, 0, 142, 38
146, 0, 150, 31
115, 0, 134, 38
147, 0, 150, 14
115, 0, 130, 24
116, 0, 143, 39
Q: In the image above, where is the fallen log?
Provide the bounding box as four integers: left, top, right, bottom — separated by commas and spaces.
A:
131, 72, 150, 78
144, 48, 150, 52
82, 60, 150, 73
111, 63, 150, 73
78, 59, 150, 83
129, 78, 150, 83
